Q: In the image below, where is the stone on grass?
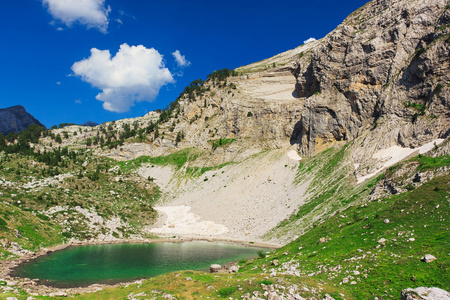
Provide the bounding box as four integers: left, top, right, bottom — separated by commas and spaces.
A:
421, 254, 437, 263
318, 237, 328, 244
210, 264, 222, 273
229, 265, 239, 273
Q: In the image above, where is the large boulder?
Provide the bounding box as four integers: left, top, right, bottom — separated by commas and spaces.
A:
421, 254, 437, 263
210, 264, 222, 273
401, 287, 450, 299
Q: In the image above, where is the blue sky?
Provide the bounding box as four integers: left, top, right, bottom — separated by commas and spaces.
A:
0, 0, 368, 128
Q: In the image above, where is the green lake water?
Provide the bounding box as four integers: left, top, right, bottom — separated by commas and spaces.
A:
13, 241, 269, 287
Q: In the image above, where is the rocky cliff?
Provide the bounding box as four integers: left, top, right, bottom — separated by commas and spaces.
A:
40, 0, 450, 179
136, 0, 449, 169
290, 0, 450, 176
0, 105, 45, 135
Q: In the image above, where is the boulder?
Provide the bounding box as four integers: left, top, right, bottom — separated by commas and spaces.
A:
229, 265, 239, 273
210, 264, 222, 273
377, 238, 386, 244
401, 287, 450, 299
421, 254, 437, 263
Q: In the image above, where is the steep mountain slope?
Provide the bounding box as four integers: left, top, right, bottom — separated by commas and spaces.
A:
64, 0, 448, 177
0, 105, 45, 135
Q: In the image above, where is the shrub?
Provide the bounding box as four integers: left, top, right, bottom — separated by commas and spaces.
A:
218, 286, 237, 297
405, 183, 415, 190
0, 217, 7, 229
435, 83, 444, 95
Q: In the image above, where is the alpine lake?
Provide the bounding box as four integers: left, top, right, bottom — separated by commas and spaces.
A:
12, 241, 270, 288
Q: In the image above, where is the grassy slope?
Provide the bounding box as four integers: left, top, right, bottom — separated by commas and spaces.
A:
69, 147, 449, 300
266, 143, 380, 243
0, 145, 448, 299
0, 151, 160, 254
42, 173, 445, 300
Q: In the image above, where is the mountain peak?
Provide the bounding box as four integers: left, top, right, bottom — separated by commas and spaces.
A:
0, 105, 45, 135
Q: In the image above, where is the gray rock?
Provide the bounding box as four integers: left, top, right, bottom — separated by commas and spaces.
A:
229, 265, 239, 273
401, 287, 450, 299
421, 254, 437, 263
318, 237, 328, 244
210, 264, 222, 273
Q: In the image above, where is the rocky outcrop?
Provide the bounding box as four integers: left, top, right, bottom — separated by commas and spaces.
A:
401, 287, 450, 299
290, 0, 449, 161
285, 0, 450, 181
0, 105, 44, 135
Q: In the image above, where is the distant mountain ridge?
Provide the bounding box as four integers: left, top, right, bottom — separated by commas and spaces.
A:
0, 105, 45, 135
81, 121, 99, 127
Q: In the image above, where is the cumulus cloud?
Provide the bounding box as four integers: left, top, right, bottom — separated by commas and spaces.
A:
172, 50, 191, 67
42, 0, 111, 33
303, 37, 317, 44
71, 44, 174, 113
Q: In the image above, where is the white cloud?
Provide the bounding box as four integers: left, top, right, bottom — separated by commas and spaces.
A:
42, 0, 111, 33
303, 37, 317, 44
71, 43, 174, 113
172, 50, 191, 67
75, 99, 82, 104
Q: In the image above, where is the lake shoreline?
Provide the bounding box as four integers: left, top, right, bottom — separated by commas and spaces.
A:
0, 237, 279, 297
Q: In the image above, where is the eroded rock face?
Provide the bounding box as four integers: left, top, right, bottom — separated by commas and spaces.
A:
290, 0, 450, 161
0, 105, 44, 135
169, 0, 450, 168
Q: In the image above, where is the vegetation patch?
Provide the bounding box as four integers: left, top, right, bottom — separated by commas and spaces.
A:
212, 137, 236, 150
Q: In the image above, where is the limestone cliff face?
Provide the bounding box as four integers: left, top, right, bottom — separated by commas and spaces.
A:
172, 0, 450, 169
75, 0, 449, 172
0, 105, 45, 135
289, 0, 450, 165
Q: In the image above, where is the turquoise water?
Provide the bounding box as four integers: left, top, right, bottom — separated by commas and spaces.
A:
13, 242, 268, 287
